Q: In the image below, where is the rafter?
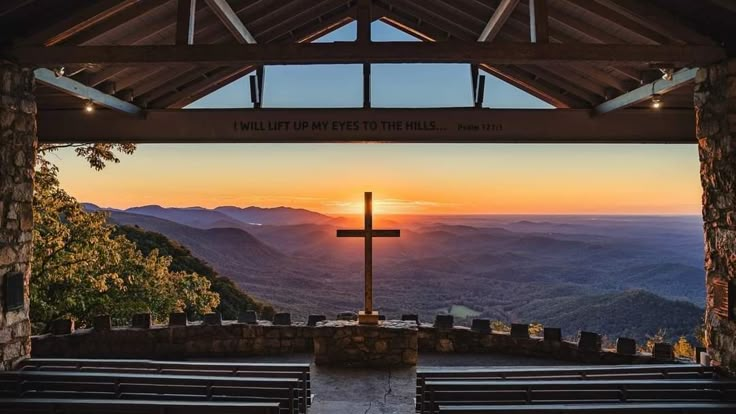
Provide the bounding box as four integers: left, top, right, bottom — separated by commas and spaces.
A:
529, 0, 549, 43
478, 0, 520, 42
176, 0, 197, 45
594, 67, 697, 115
34, 68, 143, 116
205, 0, 256, 44
9, 43, 724, 66
20, 0, 137, 46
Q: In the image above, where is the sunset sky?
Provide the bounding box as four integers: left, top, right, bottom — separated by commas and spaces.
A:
51, 22, 702, 215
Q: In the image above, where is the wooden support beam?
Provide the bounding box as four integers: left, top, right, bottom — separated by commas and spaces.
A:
36, 108, 695, 144
34, 68, 143, 116
8, 43, 726, 66
358, 0, 372, 108
529, 0, 549, 43
20, 0, 138, 46
478, 0, 520, 42
205, 0, 256, 44
176, 0, 197, 45
594, 67, 697, 115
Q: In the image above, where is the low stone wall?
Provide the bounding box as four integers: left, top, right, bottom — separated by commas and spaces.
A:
313, 320, 417, 367
31, 314, 679, 366
32, 319, 314, 359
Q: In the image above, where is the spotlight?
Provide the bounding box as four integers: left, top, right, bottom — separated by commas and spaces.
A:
53, 66, 65, 78
651, 94, 662, 109
84, 100, 95, 112
660, 68, 674, 81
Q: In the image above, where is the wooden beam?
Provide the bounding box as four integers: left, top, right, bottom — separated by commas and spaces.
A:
529, 0, 549, 43
21, 0, 138, 46
205, 0, 256, 44
594, 67, 697, 115
358, 0, 371, 108
176, 0, 197, 45
36, 108, 696, 144
34, 68, 143, 116
478, 0, 520, 42
8, 43, 726, 66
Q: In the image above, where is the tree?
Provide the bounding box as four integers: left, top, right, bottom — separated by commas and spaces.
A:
39, 143, 136, 171
31, 162, 219, 330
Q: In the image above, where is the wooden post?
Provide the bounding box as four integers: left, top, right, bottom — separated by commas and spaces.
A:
358, 0, 371, 108
364, 192, 373, 315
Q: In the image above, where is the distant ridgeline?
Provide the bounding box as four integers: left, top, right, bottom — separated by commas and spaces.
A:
114, 225, 275, 321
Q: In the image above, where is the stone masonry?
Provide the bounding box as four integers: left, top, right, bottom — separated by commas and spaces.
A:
0, 61, 35, 371
313, 320, 418, 367
696, 59, 736, 374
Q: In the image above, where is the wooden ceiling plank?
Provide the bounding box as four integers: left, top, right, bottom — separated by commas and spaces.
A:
256, 0, 348, 42
34, 67, 143, 116
566, 0, 673, 45
382, 0, 477, 40
21, 0, 138, 46
478, 0, 520, 42
709, 0, 736, 14
176, 0, 197, 45
61, 0, 170, 46
594, 67, 697, 114
529, 0, 549, 43
594, 0, 717, 45
0, 0, 34, 18
205, 0, 256, 44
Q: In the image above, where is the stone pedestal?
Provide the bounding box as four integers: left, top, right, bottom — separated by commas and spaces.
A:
313, 320, 417, 367
358, 310, 379, 325
0, 61, 36, 371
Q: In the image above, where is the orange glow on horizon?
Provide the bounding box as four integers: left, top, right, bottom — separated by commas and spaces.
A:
50, 144, 703, 216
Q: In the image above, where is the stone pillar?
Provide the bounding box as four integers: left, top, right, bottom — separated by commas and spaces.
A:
695, 59, 736, 373
0, 61, 36, 370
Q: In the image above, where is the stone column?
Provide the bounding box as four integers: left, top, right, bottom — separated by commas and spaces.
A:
0, 61, 36, 370
695, 59, 736, 374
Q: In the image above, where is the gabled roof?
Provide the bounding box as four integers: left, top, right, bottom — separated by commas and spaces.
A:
1, 0, 733, 112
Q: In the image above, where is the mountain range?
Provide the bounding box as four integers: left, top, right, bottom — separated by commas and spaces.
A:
88, 203, 706, 343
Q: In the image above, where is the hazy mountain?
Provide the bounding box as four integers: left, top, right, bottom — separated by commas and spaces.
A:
215, 206, 331, 225
513, 290, 703, 343
124, 205, 247, 229
97, 208, 706, 343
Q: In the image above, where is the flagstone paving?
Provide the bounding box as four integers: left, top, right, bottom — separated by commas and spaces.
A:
219, 353, 577, 414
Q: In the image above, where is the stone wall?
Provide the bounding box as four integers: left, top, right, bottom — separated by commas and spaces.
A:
32, 315, 676, 366
696, 59, 736, 374
32, 319, 314, 359
313, 320, 417, 367
0, 61, 35, 371
417, 325, 663, 365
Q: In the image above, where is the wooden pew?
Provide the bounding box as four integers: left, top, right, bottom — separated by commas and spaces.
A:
437, 402, 736, 413
416, 364, 715, 412
421, 379, 736, 414
19, 358, 311, 412
0, 398, 280, 414
0, 371, 301, 414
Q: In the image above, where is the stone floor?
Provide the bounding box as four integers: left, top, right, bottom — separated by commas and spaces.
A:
219, 353, 577, 414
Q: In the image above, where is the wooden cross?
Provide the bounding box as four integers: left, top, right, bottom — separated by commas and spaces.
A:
336, 192, 400, 324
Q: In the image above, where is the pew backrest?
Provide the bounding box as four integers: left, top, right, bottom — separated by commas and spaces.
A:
0, 397, 280, 414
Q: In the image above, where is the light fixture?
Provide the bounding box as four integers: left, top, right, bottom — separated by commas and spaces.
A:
53, 66, 65, 78
660, 68, 674, 81
84, 100, 95, 112
651, 94, 663, 109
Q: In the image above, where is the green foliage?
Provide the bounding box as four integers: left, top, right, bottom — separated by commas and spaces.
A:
30, 163, 219, 330
114, 225, 275, 320
491, 320, 510, 333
